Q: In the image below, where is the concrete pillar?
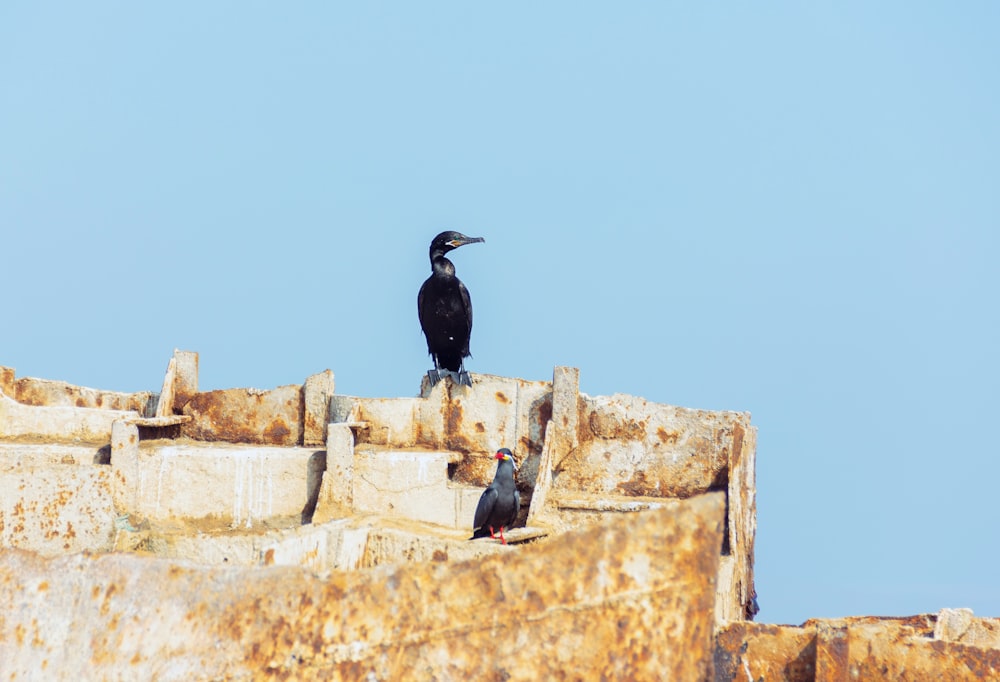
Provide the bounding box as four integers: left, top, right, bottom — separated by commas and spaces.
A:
303, 370, 335, 446
527, 366, 580, 525
110, 420, 140, 513
155, 350, 199, 418
172, 350, 199, 410
551, 365, 580, 458
312, 423, 355, 523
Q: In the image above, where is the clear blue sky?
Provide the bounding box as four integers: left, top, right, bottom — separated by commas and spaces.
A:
2, 4, 998, 625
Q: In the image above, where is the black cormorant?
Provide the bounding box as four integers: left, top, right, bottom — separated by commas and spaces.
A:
471, 448, 520, 545
417, 231, 485, 386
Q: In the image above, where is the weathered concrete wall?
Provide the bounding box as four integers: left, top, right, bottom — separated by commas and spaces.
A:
0, 495, 725, 681
0, 454, 118, 556
554, 392, 751, 499
0, 392, 137, 441
171, 365, 335, 446
181, 384, 306, 445
0, 365, 155, 415
0, 441, 119, 556
715, 612, 1000, 681
333, 372, 552, 486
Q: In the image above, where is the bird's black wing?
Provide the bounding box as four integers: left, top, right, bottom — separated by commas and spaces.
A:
457, 279, 473, 356
417, 277, 430, 339
507, 489, 521, 529
473, 485, 498, 531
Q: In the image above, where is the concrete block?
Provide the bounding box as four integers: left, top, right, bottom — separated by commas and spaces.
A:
328, 394, 357, 423
351, 448, 456, 528
128, 442, 324, 527
0, 392, 137, 441
352, 397, 420, 446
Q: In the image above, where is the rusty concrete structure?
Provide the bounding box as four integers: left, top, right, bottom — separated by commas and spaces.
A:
1, 350, 998, 680
715, 611, 1000, 680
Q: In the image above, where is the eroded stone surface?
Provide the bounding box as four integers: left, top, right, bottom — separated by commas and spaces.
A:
0, 494, 725, 680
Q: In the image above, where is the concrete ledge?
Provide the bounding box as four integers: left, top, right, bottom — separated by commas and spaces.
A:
0, 442, 109, 468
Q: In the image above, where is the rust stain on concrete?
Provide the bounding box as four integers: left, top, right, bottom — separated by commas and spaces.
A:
182, 385, 304, 445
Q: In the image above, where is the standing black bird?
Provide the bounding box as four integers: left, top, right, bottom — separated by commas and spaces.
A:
417, 231, 485, 386
471, 448, 520, 545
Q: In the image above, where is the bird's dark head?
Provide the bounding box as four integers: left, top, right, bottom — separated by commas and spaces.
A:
495, 448, 517, 469
430, 231, 485, 257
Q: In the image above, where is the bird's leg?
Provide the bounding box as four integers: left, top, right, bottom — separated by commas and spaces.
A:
456, 361, 473, 387
498, 526, 507, 545
427, 357, 445, 386
488, 526, 496, 540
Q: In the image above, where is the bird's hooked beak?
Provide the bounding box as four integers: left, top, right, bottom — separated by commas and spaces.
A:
448, 235, 485, 248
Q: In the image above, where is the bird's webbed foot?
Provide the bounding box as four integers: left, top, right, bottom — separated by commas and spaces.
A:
427, 369, 473, 387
